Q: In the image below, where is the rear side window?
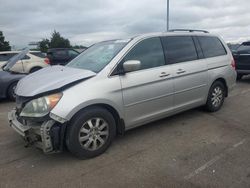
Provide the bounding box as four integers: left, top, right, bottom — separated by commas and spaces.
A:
198, 36, 227, 58
22, 55, 31, 60
30, 52, 46, 58
161, 36, 198, 64
123, 37, 165, 70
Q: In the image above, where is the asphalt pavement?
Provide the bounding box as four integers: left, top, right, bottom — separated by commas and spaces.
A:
0, 78, 250, 188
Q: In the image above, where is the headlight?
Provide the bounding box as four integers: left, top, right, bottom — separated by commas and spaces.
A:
20, 93, 62, 118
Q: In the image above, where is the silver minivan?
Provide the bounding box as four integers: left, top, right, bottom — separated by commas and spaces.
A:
8, 30, 236, 158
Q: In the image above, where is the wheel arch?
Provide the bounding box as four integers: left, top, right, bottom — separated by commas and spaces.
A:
6, 80, 19, 97
29, 66, 43, 73
68, 103, 125, 135
211, 77, 228, 97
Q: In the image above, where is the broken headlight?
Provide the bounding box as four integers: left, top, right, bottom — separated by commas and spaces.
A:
20, 93, 62, 118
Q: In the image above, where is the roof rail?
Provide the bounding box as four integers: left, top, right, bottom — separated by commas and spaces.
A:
168, 29, 209, 33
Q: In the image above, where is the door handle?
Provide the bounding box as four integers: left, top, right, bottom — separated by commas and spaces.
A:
176, 69, 186, 74
159, 72, 170, 78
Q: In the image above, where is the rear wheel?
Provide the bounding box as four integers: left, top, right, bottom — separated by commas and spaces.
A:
66, 107, 116, 159
7, 82, 17, 101
205, 81, 226, 112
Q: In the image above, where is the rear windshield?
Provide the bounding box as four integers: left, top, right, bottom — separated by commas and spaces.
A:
0, 53, 17, 61
30, 52, 46, 58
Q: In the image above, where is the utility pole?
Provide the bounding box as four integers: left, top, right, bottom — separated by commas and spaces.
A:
166, 0, 170, 31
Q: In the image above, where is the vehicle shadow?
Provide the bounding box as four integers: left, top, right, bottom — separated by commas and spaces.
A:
238, 75, 250, 83
0, 98, 14, 104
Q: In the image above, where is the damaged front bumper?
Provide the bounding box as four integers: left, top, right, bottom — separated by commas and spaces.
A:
8, 109, 66, 153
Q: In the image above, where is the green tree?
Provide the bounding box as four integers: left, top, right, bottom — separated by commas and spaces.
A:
38, 30, 71, 52
39, 38, 50, 53
0, 31, 11, 51
50, 30, 71, 48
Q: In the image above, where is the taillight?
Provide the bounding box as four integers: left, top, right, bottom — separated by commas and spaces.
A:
44, 58, 50, 64
231, 58, 236, 69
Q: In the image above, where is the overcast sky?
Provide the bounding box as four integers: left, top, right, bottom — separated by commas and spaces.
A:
0, 0, 250, 49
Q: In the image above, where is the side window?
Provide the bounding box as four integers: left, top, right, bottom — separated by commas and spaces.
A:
198, 36, 227, 58
0, 54, 9, 61
123, 37, 165, 71
161, 36, 198, 64
22, 55, 31, 60
0, 53, 18, 61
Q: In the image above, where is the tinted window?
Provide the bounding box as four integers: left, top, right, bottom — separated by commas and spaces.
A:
68, 50, 79, 57
237, 45, 250, 52
54, 50, 68, 58
0, 53, 17, 61
198, 36, 227, 58
123, 37, 165, 70
162, 36, 198, 64
22, 55, 30, 60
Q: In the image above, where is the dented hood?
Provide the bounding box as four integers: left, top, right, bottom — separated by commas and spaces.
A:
16, 65, 96, 97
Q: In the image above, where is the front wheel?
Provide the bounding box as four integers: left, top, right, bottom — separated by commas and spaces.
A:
66, 107, 116, 159
205, 81, 226, 112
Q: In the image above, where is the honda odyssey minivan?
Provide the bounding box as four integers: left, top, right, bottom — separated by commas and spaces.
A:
8, 30, 236, 158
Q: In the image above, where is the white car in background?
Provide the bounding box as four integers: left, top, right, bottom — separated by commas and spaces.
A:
0, 51, 49, 73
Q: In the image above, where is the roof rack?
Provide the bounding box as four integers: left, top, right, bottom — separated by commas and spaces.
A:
168, 29, 209, 33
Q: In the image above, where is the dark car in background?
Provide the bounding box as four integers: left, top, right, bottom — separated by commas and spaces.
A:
47, 48, 80, 65
232, 41, 250, 80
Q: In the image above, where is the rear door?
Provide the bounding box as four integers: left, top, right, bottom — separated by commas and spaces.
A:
161, 36, 208, 110
119, 37, 174, 127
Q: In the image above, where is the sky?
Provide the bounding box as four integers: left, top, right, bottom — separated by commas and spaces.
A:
0, 0, 250, 49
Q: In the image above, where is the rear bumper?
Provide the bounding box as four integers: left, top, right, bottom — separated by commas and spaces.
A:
8, 109, 65, 153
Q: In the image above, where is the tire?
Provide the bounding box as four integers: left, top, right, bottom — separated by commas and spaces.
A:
30, 67, 41, 73
7, 82, 17, 101
237, 74, 243, 80
66, 107, 116, 159
205, 81, 226, 112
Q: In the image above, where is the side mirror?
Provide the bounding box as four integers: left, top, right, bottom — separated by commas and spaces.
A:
123, 60, 141, 73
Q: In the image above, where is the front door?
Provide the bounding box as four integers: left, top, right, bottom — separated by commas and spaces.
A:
119, 37, 174, 128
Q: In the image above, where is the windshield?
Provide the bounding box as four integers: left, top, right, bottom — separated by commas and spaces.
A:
66, 40, 129, 73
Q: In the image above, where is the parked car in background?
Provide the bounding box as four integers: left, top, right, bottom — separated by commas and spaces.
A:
0, 51, 48, 73
232, 41, 250, 80
8, 31, 236, 158
0, 49, 29, 100
46, 48, 80, 65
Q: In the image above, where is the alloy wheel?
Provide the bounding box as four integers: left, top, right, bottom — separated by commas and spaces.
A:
78, 118, 109, 151
211, 86, 223, 107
